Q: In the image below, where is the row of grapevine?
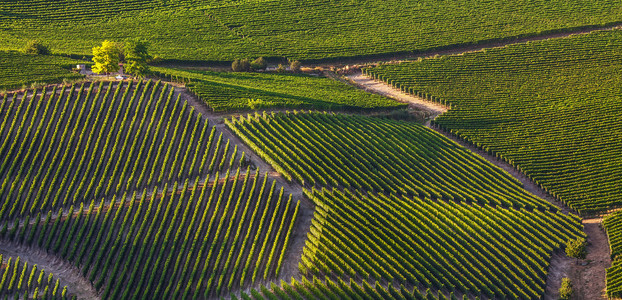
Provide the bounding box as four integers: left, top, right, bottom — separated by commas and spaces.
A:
0, 51, 83, 90
0, 163, 299, 299
300, 188, 583, 299
235, 276, 462, 300
226, 111, 549, 210
0, 255, 69, 299
363, 29, 622, 216
604, 211, 622, 298
0, 80, 241, 220
152, 68, 405, 112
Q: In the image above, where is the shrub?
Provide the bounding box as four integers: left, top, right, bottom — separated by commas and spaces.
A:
566, 237, 587, 259
290, 60, 302, 73
251, 57, 267, 71
23, 40, 50, 55
276, 64, 286, 73
559, 277, 572, 299
232, 59, 251, 72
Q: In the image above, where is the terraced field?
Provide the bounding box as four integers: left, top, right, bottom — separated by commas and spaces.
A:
365, 29, 622, 216
0, 0, 620, 61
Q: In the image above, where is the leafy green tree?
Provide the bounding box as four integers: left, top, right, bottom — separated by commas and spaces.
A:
124, 39, 152, 77
232, 59, 251, 72
290, 60, 302, 73
566, 237, 587, 259
92, 40, 121, 75
23, 40, 50, 55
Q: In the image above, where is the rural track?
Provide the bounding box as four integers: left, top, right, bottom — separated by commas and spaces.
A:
346, 70, 611, 299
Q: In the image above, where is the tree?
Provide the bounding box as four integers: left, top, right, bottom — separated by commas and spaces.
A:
566, 237, 587, 259
290, 60, 302, 73
124, 39, 152, 77
232, 59, 251, 72
92, 40, 121, 75
23, 40, 50, 55
250, 57, 267, 71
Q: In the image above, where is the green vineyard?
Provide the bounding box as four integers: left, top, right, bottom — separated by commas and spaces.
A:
0, 80, 240, 220
0, 255, 68, 299
364, 29, 622, 215
605, 212, 622, 298
153, 68, 404, 112
227, 111, 549, 209
1, 167, 299, 299
1, 0, 620, 61
302, 188, 582, 298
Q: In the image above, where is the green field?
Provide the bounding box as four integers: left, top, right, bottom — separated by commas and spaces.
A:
154, 68, 404, 111
0, 0, 620, 61
365, 29, 622, 215
0, 51, 83, 90
227, 111, 583, 298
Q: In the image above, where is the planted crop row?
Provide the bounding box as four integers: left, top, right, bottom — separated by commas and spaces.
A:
0, 255, 68, 299
0, 80, 240, 220
236, 276, 457, 300
301, 188, 583, 299
0, 165, 299, 299
227, 111, 549, 209
364, 29, 622, 216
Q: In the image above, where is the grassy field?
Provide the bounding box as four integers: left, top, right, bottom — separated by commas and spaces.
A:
227, 111, 584, 298
0, 51, 83, 90
154, 68, 405, 112
0, 0, 620, 61
365, 29, 622, 216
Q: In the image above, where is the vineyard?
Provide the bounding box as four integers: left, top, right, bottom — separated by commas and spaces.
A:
0, 51, 83, 90
364, 29, 622, 216
0, 255, 68, 299
0, 80, 242, 220
153, 68, 404, 112
227, 111, 550, 209
302, 189, 582, 298
0, 168, 299, 299
0, 0, 620, 61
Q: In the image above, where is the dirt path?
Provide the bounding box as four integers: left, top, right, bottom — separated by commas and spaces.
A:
0, 242, 99, 299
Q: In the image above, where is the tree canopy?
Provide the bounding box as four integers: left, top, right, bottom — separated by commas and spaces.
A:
124, 39, 151, 77
92, 40, 121, 75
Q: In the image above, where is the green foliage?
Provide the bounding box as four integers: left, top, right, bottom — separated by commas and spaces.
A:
92, 40, 121, 74
607, 259, 622, 298
124, 39, 151, 77
0, 51, 83, 90
250, 57, 267, 71
227, 111, 552, 209
0, 81, 300, 298
565, 238, 587, 259
0, 0, 620, 61
365, 29, 622, 215
558, 278, 572, 300
232, 59, 251, 72
0, 256, 68, 298
296, 188, 582, 298
23, 40, 50, 55
154, 67, 404, 112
